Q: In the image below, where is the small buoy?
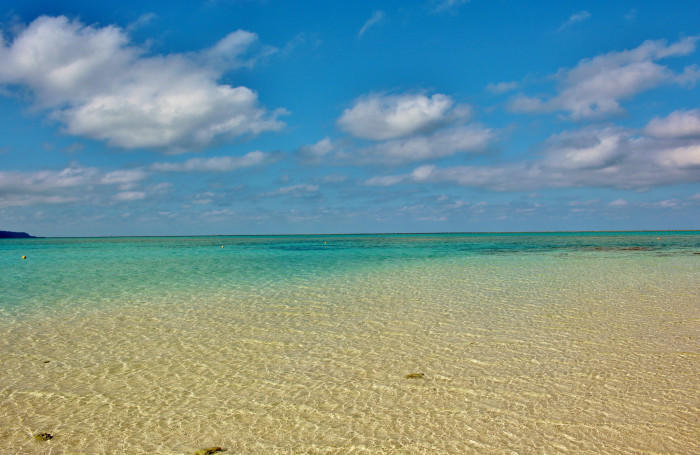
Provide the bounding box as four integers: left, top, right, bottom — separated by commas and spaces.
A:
324, 241, 327, 245
221, 245, 224, 248
22, 256, 27, 260
656, 237, 661, 240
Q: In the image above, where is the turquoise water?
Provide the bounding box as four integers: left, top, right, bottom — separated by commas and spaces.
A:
0, 232, 698, 454
3, 231, 698, 314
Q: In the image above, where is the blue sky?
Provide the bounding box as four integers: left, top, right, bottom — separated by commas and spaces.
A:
0, 0, 699, 236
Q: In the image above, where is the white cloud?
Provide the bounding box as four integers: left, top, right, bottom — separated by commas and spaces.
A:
676, 64, 700, 86
0, 164, 149, 207
655, 145, 700, 167
645, 109, 700, 138
278, 184, 318, 194
262, 183, 319, 197
0, 194, 79, 208
0, 166, 99, 194
364, 175, 406, 187
101, 169, 150, 185
649, 199, 682, 209
350, 125, 492, 165
608, 199, 628, 207
358, 11, 385, 38
338, 93, 462, 140
558, 11, 591, 31
151, 151, 272, 172
509, 37, 699, 119
486, 81, 519, 94
365, 125, 700, 190
0, 16, 285, 151
201, 29, 276, 70
125, 13, 157, 33
114, 191, 146, 201
542, 127, 626, 170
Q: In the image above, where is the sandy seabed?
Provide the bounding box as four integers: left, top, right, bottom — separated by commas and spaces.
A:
1, 254, 698, 454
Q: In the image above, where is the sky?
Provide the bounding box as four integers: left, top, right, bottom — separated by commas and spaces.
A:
0, 0, 699, 236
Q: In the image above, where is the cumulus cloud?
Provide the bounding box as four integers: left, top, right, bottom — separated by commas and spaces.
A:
0, 16, 285, 151
509, 37, 699, 119
358, 11, 385, 38
655, 144, 700, 167
0, 164, 149, 207
327, 91, 490, 165
151, 150, 273, 172
542, 127, 627, 170
337, 93, 464, 140
558, 11, 591, 31
645, 109, 700, 138
365, 125, 700, 190
349, 125, 492, 165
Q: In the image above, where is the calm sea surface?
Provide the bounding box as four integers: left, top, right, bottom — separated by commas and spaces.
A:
1, 232, 698, 454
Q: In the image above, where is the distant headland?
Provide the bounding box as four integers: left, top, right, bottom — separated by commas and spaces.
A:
0, 230, 36, 239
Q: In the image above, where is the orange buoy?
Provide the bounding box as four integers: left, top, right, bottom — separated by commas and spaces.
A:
22, 256, 27, 260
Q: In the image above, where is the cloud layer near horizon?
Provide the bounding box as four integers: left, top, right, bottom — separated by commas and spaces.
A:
366, 115, 700, 191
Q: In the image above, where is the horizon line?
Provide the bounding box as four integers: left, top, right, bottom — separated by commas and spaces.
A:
7, 229, 700, 239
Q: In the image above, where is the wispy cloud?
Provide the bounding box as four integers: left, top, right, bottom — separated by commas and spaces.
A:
125, 12, 157, 33
296, 137, 334, 164
608, 199, 628, 207
509, 37, 699, 119
261, 184, 319, 197
486, 81, 519, 94
431, 0, 470, 14
114, 191, 146, 201
151, 151, 274, 172
348, 125, 492, 165
358, 10, 385, 38
558, 11, 591, 31
0, 164, 150, 208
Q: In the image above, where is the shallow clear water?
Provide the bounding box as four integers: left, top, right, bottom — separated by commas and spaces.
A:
1, 232, 698, 454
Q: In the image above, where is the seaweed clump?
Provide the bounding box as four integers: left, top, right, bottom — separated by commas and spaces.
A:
34, 433, 53, 441
405, 373, 425, 379
195, 448, 225, 455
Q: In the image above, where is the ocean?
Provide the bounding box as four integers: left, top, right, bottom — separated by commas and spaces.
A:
1, 232, 698, 454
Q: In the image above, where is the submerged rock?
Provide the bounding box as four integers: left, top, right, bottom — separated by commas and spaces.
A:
195, 447, 225, 455
405, 373, 425, 379
34, 433, 53, 441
